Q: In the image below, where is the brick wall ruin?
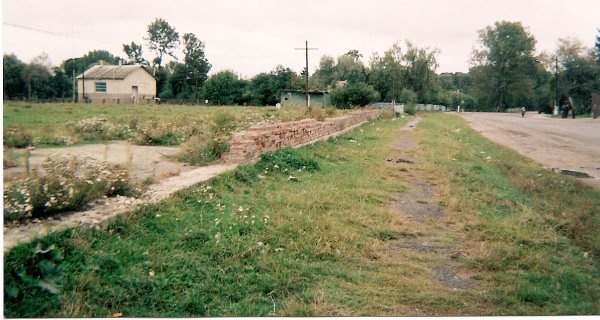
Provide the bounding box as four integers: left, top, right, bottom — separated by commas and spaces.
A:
222, 109, 382, 163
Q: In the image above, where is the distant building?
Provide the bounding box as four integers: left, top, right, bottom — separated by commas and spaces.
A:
280, 89, 331, 107
76, 64, 156, 104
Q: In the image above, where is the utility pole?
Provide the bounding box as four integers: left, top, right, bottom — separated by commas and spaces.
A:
295, 41, 318, 107
555, 56, 559, 115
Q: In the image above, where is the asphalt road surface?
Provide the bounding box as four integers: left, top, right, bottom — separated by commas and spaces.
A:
457, 112, 600, 189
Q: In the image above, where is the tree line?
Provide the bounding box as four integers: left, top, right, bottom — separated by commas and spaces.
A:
4, 19, 600, 112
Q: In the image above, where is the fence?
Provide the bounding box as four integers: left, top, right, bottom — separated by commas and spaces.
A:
372, 102, 446, 112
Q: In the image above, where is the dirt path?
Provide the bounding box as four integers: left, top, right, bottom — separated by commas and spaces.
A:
457, 112, 600, 188
386, 116, 477, 305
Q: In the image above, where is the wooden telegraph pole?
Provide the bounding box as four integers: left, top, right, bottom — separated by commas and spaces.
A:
295, 41, 318, 107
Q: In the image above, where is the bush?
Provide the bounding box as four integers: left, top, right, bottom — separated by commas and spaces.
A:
331, 82, 380, 109
177, 136, 230, 166
4, 127, 34, 148
400, 88, 417, 115
3, 155, 137, 223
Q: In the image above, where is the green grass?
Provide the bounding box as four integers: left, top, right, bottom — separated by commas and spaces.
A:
2, 102, 345, 148
414, 113, 600, 315
4, 113, 599, 317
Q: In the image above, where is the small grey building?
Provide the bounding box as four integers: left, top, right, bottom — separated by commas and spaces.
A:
77, 64, 157, 104
280, 89, 331, 107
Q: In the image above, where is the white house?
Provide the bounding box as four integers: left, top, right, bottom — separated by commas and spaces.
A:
76, 64, 157, 104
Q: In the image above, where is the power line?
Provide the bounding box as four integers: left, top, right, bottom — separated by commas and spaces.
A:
3, 22, 117, 45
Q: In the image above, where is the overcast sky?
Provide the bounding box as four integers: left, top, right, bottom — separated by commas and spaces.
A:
3, 0, 599, 77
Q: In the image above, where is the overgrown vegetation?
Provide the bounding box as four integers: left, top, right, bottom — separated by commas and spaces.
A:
414, 113, 600, 314
3, 155, 138, 223
2, 102, 342, 148
3, 114, 599, 317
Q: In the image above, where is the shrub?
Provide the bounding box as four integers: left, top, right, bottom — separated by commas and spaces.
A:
331, 82, 380, 109
3, 155, 137, 223
4, 127, 34, 148
177, 136, 230, 166
135, 119, 182, 146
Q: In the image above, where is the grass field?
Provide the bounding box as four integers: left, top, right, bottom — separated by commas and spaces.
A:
2, 102, 339, 148
3, 113, 599, 316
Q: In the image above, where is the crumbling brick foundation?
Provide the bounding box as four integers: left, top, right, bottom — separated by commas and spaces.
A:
222, 109, 382, 163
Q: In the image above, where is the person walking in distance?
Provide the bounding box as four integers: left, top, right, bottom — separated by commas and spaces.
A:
521, 106, 526, 118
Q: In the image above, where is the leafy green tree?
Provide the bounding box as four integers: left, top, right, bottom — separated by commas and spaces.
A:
61, 50, 120, 77
165, 33, 211, 99
249, 72, 275, 105
367, 41, 441, 104
312, 55, 337, 88
594, 29, 600, 63
401, 41, 440, 103
51, 67, 71, 98
3, 53, 26, 99
166, 62, 187, 98
145, 18, 179, 69
80, 50, 120, 70
335, 53, 367, 84
248, 66, 300, 106
471, 21, 539, 111
182, 33, 210, 82
23, 54, 53, 99
368, 43, 403, 101
556, 37, 600, 111
122, 42, 148, 65
203, 70, 247, 105
330, 82, 379, 108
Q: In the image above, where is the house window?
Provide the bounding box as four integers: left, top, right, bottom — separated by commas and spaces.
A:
95, 82, 107, 92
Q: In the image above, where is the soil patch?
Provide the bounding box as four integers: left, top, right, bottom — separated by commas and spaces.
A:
433, 266, 477, 290
394, 181, 445, 223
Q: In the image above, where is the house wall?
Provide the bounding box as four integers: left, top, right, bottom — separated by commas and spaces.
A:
222, 109, 381, 163
78, 68, 156, 104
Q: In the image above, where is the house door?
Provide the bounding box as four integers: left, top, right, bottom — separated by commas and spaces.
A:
131, 86, 138, 103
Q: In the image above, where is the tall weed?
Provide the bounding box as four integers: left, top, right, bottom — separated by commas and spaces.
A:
4, 127, 34, 148
3, 155, 138, 223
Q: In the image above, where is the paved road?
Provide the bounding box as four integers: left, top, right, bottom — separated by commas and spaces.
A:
457, 112, 600, 188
